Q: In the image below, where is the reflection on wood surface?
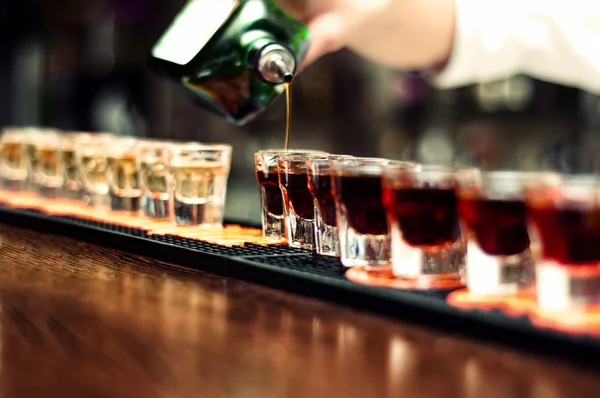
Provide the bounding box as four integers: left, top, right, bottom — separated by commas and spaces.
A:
0, 226, 597, 397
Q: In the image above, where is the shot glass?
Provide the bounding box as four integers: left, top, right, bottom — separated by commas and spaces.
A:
277, 152, 328, 249
331, 158, 418, 269
34, 131, 63, 198
0, 127, 28, 191
167, 143, 232, 226
457, 171, 549, 295
23, 127, 58, 190
138, 141, 170, 219
76, 133, 112, 208
307, 155, 353, 256
383, 165, 465, 284
255, 149, 326, 240
106, 137, 143, 213
526, 174, 600, 312
60, 132, 91, 200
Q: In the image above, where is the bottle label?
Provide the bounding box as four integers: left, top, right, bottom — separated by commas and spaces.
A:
152, 0, 238, 65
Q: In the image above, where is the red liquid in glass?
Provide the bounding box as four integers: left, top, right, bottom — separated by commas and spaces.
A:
280, 172, 315, 220
383, 187, 460, 247
256, 170, 283, 216
334, 175, 387, 235
308, 173, 336, 226
459, 198, 530, 256
529, 205, 600, 265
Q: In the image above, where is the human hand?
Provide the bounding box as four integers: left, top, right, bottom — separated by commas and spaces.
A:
276, 0, 455, 71
275, 0, 345, 69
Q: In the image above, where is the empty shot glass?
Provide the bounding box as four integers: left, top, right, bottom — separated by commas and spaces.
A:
383, 165, 465, 284
331, 158, 418, 269
106, 137, 143, 213
76, 134, 113, 208
457, 171, 552, 295
255, 149, 327, 240
526, 174, 600, 312
307, 155, 353, 256
167, 143, 232, 226
60, 132, 91, 200
0, 127, 28, 191
278, 152, 329, 249
138, 141, 170, 219
34, 131, 63, 198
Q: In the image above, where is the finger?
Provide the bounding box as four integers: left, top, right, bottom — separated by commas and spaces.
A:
276, 0, 327, 23
298, 12, 345, 70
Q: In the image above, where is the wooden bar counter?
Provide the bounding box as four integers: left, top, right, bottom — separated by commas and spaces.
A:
0, 224, 598, 397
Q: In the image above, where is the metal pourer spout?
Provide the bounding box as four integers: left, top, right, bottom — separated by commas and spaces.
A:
258, 43, 296, 84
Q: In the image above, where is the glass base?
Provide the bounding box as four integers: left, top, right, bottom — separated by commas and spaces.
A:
144, 196, 169, 219
286, 211, 315, 250
172, 198, 222, 226
38, 186, 62, 199
64, 188, 83, 201
536, 261, 600, 312
111, 194, 142, 213
314, 220, 339, 257
466, 243, 534, 295
391, 237, 465, 284
27, 175, 39, 191
340, 226, 390, 268
83, 191, 110, 209
2, 179, 28, 192
261, 209, 285, 239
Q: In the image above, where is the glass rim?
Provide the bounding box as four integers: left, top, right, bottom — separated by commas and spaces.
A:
22, 128, 61, 141
1, 126, 38, 133
137, 139, 171, 148
336, 157, 417, 164
0, 129, 27, 140
524, 174, 600, 209
60, 132, 92, 139
477, 170, 560, 181
526, 173, 598, 188
334, 157, 417, 175
306, 155, 354, 171
22, 126, 61, 133
168, 142, 233, 153
308, 154, 354, 163
255, 148, 327, 156
0, 127, 60, 142
276, 152, 329, 162
104, 138, 139, 155
138, 142, 171, 152
109, 136, 139, 143
384, 164, 453, 177
74, 135, 114, 152
75, 132, 115, 142
36, 133, 62, 144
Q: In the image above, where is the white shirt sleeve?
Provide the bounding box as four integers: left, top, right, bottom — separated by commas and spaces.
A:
433, 0, 600, 94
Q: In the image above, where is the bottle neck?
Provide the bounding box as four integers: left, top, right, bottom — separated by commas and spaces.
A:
256, 43, 296, 84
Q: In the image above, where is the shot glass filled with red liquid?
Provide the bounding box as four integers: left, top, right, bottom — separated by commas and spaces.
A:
457, 171, 547, 295
278, 152, 328, 249
382, 165, 465, 285
526, 174, 600, 311
307, 155, 353, 256
255, 149, 326, 240
332, 157, 418, 269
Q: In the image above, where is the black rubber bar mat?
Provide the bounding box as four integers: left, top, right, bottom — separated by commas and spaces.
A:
1, 203, 599, 368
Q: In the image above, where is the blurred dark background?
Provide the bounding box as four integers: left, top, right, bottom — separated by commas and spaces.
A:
2, 0, 599, 221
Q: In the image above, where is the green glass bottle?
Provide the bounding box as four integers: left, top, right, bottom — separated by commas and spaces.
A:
149, 0, 310, 125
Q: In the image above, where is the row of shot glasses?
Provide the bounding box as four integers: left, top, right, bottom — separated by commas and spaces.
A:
256, 150, 600, 314
1, 127, 232, 227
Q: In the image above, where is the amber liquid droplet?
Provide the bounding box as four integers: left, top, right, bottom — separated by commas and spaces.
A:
284, 78, 292, 152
